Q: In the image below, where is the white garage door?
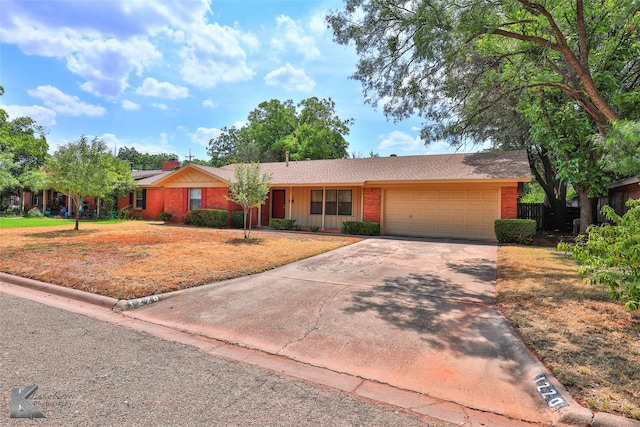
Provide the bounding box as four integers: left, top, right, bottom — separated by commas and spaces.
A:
383, 186, 499, 240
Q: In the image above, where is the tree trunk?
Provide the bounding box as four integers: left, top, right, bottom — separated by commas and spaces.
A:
577, 190, 592, 234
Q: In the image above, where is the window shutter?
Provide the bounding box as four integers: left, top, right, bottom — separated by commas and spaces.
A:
141, 189, 147, 210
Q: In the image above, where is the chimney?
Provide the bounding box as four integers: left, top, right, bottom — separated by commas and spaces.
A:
162, 161, 180, 171
285, 151, 289, 167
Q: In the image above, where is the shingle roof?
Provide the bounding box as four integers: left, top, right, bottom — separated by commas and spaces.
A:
146, 150, 531, 187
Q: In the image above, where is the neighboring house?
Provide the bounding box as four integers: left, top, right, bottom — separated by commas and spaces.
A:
597, 177, 640, 222
119, 150, 531, 241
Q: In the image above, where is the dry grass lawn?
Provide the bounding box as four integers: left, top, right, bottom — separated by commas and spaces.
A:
497, 245, 640, 420
0, 221, 360, 299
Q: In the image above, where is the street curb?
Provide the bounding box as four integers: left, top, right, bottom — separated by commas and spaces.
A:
2, 273, 639, 427
0, 272, 118, 309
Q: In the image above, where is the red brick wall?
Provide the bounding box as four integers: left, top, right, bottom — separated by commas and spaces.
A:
501, 186, 518, 219
140, 188, 164, 220
165, 188, 187, 222
205, 187, 229, 210
363, 188, 381, 222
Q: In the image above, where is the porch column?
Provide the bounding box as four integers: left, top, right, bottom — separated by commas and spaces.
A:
288, 186, 293, 220
42, 190, 47, 213
321, 186, 326, 230
360, 186, 364, 222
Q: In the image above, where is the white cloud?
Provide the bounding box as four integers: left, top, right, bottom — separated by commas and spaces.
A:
121, 100, 141, 111
309, 11, 328, 34
202, 99, 217, 109
135, 77, 189, 99
188, 127, 221, 147
264, 63, 315, 92
177, 21, 255, 88
272, 15, 321, 61
27, 85, 106, 117
377, 131, 425, 152
0, 104, 57, 126
152, 103, 168, 110
100, 132, 177, 156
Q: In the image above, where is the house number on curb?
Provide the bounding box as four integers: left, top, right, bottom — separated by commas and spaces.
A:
126, 295, 161, 308
10, 385, 46, 419
534, 374, 569, 410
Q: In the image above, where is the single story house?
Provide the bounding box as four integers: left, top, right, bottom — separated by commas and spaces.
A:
118, 150, 531, 241
596, 177, 640, 222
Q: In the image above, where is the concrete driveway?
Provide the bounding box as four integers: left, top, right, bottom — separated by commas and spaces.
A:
123, 237, 575, 425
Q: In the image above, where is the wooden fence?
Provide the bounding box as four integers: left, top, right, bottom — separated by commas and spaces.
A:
517, 203, 580, 231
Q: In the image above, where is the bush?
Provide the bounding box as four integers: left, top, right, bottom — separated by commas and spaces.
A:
559, 200, 640, 311
130, 212, 143, 220
269, 218, 296, 230
26, 207, 44, 218
182, 212, 193, 225
232, 211, 244, 229
310, 225, 320, 232
494, 219, 536, 244
115, 205, 132, 220
341, 221, 380, 236
186, 209, 229, 228
158, 211, 172, 221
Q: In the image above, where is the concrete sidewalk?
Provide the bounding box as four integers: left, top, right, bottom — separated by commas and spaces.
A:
2, 237, 638, 427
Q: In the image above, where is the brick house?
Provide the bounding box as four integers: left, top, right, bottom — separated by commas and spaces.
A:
596, 177, 640, 222
119, 150, 531, 241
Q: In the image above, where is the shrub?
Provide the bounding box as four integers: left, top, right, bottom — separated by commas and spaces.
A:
232, 211, 244, 229
182, 212, 193, 225
559, 199, 640, 311
158, 211, 172, 221
494, 219, 536, 244
130, 212, 143, 220
269, 218, 296, 230
26, 207, 44, 218
310, 225, 320, 232
115, 205, 132, 220
188, 209, 229, 228
341, 221, 380, 236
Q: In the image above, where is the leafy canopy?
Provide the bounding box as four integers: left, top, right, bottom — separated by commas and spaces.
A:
209, 97, 353, 166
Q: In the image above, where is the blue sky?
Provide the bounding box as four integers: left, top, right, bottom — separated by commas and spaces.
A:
0, 0, 480, 162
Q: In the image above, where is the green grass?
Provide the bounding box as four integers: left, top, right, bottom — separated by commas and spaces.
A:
0, 217, 76, 228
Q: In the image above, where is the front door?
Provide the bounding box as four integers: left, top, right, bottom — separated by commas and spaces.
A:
272, 190, 285, 219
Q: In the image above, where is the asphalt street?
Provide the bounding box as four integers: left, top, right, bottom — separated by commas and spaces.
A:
0, 293, 445, 427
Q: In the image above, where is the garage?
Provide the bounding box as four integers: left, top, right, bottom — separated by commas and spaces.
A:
382, 185, 500, 240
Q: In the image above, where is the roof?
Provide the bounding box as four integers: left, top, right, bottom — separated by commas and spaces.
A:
146, 150, 531, 187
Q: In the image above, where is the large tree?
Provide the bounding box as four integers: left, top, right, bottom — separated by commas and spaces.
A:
328, 0, 639, 231
209, 97, 353, 166
47, 136, 136, 230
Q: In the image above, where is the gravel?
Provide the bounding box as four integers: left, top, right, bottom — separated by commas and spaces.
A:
0, 293, 443, 426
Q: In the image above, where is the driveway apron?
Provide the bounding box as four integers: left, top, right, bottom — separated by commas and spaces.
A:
124, 238, 562, 424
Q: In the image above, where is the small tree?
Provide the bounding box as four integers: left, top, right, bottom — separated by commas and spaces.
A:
46, 135, 136, 230
226, 163, 271, 239
559, 199, 640, 311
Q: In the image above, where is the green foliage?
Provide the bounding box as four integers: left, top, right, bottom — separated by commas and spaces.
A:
494, 219, 537, 244
227, 163, 271, 239
46, 135, 137, 230
231, 211, 244, 229
116, 146, 179, 170
185, 209, 229, 228
25, 207, 44, 218
340, 221, 380, 236
0, 109, 49, 192
269, 218, 297, 230
519, 182, 546, 204
130, 212, 143, 221
559, 199, 640, 311
309, 225, 320, 232
158, 211, 172, 221
208, 97, 352, 165
115, 205, 132, 220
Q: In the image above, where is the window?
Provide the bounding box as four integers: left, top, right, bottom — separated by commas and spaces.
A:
135, 189, 146, 209
316, 189, 352, 216
189, 188, 202, 211
325, 190, 337, 215
338, 190, 352, 215
310, 190, 323, 214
